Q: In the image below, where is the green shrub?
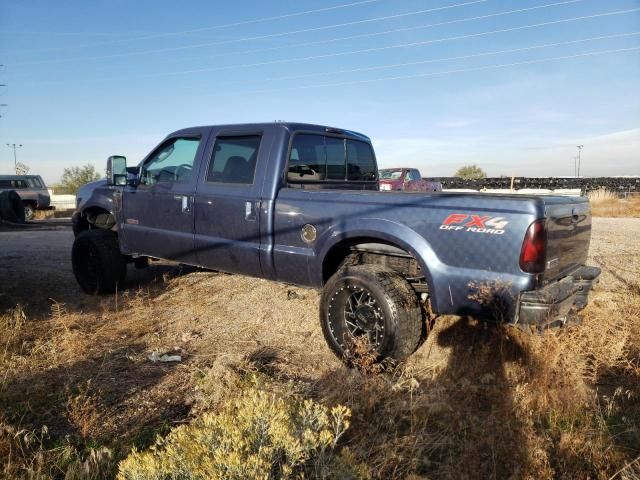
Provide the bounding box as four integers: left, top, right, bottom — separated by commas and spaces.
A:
118, 387, 355, 480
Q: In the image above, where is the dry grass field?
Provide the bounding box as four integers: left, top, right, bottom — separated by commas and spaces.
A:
589, 190, 640, 218
1, 217, 639, 479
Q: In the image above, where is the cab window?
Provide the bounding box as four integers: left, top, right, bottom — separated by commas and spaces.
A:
140, 137, 200, 185
288, 134, 327, 181
288, 134, 376, 183
407, 170, 421, 182
347, 140, 377, 181
206, 135, 261, 184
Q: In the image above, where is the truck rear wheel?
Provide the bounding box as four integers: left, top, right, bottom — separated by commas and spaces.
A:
72, 230, 127, 294
320, 264, 423, 363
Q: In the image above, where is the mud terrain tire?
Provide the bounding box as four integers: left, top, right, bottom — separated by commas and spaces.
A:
72, 229, 126, 294
320, 264, 423, 362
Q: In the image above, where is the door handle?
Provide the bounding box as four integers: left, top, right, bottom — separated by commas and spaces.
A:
175, 195, 191, 213
245, 201, 257, 221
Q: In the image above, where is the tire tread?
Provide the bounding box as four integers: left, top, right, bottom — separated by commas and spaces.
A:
320, 264, 423, 361
72, 229, 126, 294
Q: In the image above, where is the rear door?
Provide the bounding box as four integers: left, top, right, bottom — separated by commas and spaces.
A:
120, 129, 209, 262
193, 130, 268, 277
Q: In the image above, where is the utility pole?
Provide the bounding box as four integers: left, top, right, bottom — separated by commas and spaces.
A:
0, 63, 6, 118
1, 65, 6, 119
576, 145, 584, 177
6, 143, 23, 173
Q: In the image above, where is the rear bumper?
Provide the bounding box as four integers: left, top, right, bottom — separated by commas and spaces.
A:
516, 266, 601, 328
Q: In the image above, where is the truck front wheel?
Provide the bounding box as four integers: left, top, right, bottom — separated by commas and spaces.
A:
320, 265, 423, 363
72, 230, 127, 294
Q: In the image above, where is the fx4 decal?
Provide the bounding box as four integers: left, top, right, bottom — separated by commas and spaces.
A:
440, 213, 508, 235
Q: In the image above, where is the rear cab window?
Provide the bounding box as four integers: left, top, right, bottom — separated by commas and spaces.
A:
287, 133, 377, 185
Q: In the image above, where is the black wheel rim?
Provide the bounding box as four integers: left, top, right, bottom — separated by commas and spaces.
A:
327, 283, 386, 350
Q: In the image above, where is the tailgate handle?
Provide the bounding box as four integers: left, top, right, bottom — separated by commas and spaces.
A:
571, 207, 580, 222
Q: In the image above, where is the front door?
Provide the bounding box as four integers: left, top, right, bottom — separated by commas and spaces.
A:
194, 132, 265, 277
120, 130, 209, 263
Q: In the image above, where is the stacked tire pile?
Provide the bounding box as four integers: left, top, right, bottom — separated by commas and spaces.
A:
0, 190, 26, 223
425, 176, 640, 193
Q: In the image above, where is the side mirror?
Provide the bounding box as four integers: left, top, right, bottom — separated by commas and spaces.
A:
106, 155, 127, 186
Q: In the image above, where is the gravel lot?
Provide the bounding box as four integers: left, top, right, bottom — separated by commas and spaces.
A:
0, 223, 184, 314
587, 217, 640, 293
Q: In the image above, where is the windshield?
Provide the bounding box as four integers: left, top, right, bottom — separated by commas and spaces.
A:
379, 169, 403, 180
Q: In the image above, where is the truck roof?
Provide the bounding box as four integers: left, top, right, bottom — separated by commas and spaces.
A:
168, 122, 371, 142
0, 174, 44, 180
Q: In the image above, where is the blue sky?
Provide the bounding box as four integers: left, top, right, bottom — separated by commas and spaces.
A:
1, 0, 639, 183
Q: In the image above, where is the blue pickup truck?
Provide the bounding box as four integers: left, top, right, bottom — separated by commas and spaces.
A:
71, 122, 600, 361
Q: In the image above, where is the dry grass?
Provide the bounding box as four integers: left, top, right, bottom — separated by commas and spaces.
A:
1, 220, 639, 479
590, 189, 640, 217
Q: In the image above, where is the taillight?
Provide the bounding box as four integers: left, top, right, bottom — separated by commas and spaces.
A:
520, 219, 547, 273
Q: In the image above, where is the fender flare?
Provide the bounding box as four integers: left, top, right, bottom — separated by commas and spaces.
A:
81, 201, 115, 217
313, 218, 444, 310
74, 202, 117, 234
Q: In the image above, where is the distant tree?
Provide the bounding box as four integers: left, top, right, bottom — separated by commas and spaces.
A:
454, 164, 487, 179
59, 164, 102, 194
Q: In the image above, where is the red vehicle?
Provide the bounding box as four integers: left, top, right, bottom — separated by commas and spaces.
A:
378, 168, 442, 192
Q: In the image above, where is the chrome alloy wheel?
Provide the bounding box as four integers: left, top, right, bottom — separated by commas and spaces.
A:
328, 284, 386, 348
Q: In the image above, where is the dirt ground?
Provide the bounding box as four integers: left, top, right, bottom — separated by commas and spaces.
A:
0, 224, 190, 315
1, 217, 639, 479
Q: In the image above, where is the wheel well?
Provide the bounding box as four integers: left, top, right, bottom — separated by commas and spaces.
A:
22, 200, 36, 207
322, 237, 425, 288
78, 207, 116, 233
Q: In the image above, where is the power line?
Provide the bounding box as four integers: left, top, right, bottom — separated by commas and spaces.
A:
131, 8, 640, 79
247, 32, 640, 84
114, 0, 383, 38
15, 2, 634, 76
2, 30, 151, 37
8, 0, 387, 56
25, 30, 638, 93
19, 8, 639, 87
231, 46, 640, 95
197, 0, 586, 61
14, 0, 489, 65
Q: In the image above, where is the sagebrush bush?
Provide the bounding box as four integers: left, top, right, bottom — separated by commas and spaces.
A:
117, 386, 355, 480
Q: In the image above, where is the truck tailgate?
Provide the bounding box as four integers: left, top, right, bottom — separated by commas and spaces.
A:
543, 196, 592, 283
